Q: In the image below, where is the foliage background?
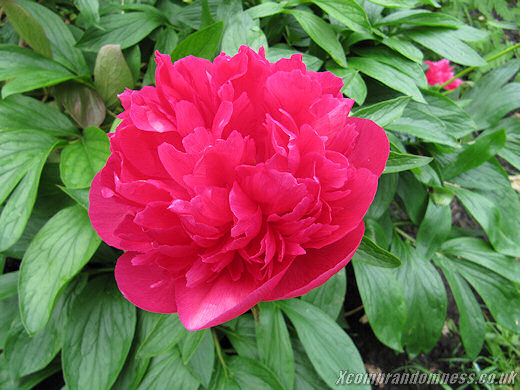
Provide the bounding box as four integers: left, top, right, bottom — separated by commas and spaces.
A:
0, 0, 519, 389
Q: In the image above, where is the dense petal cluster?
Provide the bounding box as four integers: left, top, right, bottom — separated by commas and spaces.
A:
89, 46, 389, 330
425, 59, 463, 90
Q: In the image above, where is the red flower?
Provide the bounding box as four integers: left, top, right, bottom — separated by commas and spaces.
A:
89, 47, 389, 330
425, 59, 463, 90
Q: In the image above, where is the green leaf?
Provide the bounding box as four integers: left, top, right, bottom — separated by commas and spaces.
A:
171, 21, 224, 61
143, 27, 179, 85
353, 260, 406, 351
497, 117, 520, 171
378, 11, 459, 28
0, 295, 18, 350
137, 347, 199, 390
208, 360, 240, 390
469, 83, 520, 130
185, 329, 215, 388
94, 44, 134, 107
221, 314, 258, 360
137, 313, 187, 359
396, 171, 427, 224
311, 0, 371, 33
0, 0, 52, 57
60, 127, 110, 189
112, 311, 160, 390
279, 299, 368, 389
55, 82, 106, 129
246, 2, 284, 19
382, 37, 423, 63
227, 356, 285, 390
0, 130, 59, 251
255, 302, 295, 390
19, 205, 101, 334
348, 57, 425, 102
365, 0, 417, 7
367, 174, 398, 219
182, 329, 206, 364
416, 198, 451, 260
384, 151, 432, 174
301, 269, 346, 320
0, 45, 78, 97
76, 11, 165, 52
0, 271, 17, 300
450, 258, 520, 333
391, 237, 447, 355
221, 12, 267, 56
435, 255, 485, 359
443, 129, 506, 179
406, 29, 486, 66
387, 103, 458, 147
328, 68, 367, 105
354, 46, 427, 87
351, 96, 410, 128
75, 0, 100, 25
355, 235, 401, 268
441, 237, 520, 285
63, 275, 136, 390
292, 338, 328, 390
0, 94, 78, 137
421, 90, 476, 138
0, 355, 60, 390
288, 9, 347, 68
267, 46, 323, 71
58, 186, 90, 210
449, 186, 520, 257
11, 0, 88, 75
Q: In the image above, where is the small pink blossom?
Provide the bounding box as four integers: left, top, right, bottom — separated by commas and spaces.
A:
425, 59, 463, 90
88, 46, 389, 330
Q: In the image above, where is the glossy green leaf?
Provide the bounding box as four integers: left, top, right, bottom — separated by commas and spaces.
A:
76, 11, 165, 52
292, 337, 329, 390
470, 83, 520, 129
449, 186, 520, 257
329, 68, 367, 105
382, 37, 423, 63
301, 269, 347, 320
255, 302, 295, 390
289, 9, 347, 68
19, 205, 101, 334
384, 151, 432, 174
0, 130, 59, 251
355, 235, 401, 268
353, 260, 406, 351
75, 0, 100, 25
0, 45, 78, 97
55, 82, 106, 129
246, 2, 284, 19
0, 94, 78, 137
60, 127, 110, 189
497, 117, 520, 171
221, 12, 267, 56
221, 314, 258, 360
137, 347, 199, 390
227, 356, 285, 390
112, 311, 161, 390
143, 27, 178, 85
443, 129, 506, 179
351, 96, 410, 128
0, 0, 52, 57
366, 174, 398, 219
406, 29, 486, 66
348, 57, 425, 102
94, 44, 134, 107
378, 11, 459, 28
208, 361, 240, 390
0, 355, 60, 390
182, 329, 206, 364
0, 295, 18, 350
365, 0, 417, 7
63, 275, 136, 390
137, 313, 187, 359
0, 271, 17, 300
435, 255, 485, 359
453, 258, 520, 333
391, 237, 447, 355
58, 186, 90, 210
186, 329, 215, 388
171, 21, 224, 61
13, 0, 89, 75
416, 198, 452, 260
280, 299, 368, 389
312, 0, 371, 33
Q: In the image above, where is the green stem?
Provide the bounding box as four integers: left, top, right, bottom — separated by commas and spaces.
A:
439, 41, 520, 89
394, 226, 416, 244
212, 328, 228, 378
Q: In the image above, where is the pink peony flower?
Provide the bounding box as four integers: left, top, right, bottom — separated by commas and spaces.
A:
89, 46, 389, 330
425, 59, 463, 90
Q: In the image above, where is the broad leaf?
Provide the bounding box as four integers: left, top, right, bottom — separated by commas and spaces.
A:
63, 275, 136, 390
0, 271, 17, 300
171, 21, 224, 61
301, 269, 346, 320
19, 205, 101, 334
182, 330, 206, 364
60, 127, 110, 189
354, 235, 401, 268
255, 302, 295, 390
186, 329, 215, 388
55, 82, 106, 128
76, 0, 100, 25
137, 313, 186, 359
382, 37, 423, 63
280, 299, 368, 389
384, 151, 432, 174
221, 12, 267, 56
312, 0, 371, 33
352, 96, 410, 128
227, 356, 285, 390
416, 198, 452, 260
